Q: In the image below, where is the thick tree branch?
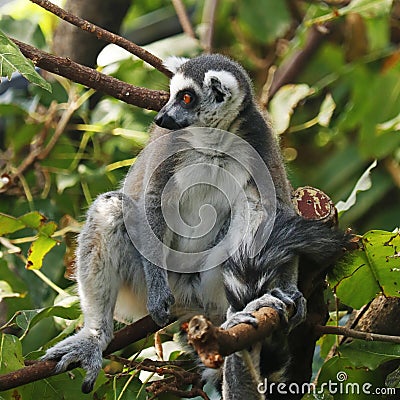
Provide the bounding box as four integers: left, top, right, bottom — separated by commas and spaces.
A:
30, 0, 173, 78
186, 307, 281, 368
316, 324, 400, 344
12, 38, 169, 111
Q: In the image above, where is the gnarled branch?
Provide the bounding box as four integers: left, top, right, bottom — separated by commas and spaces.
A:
30, 0, 172, 77
12, 38, 169, 111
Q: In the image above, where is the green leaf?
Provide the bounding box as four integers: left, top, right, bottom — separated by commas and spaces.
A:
269, 84, 314, 134
38, 221, 57, 236
0, 213, 25, 235
336, 160, 377, 214
15, 302, 81, 336
317, 356, 385, 399
0, 334, 30, 400
318, 93, 336, 127
330, 230, 400, 308
0, 29, 51, 92
340, 340, 400, 370
0, 334, 24, 372
19, 211, 47, 229
30, 369, 97, 400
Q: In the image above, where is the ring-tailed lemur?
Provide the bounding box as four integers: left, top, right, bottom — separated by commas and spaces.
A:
43, 54, 348, 397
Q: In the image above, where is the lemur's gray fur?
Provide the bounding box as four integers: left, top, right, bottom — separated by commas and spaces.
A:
43, 54, 348, 397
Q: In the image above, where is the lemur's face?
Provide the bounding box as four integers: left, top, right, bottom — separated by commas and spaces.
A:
155, 58, 246, 132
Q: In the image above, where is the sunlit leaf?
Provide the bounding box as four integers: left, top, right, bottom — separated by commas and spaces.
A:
336, 160, 377, 214
318, 93, 336, 127
0, 211, 48, 235
377, 112, 400, 132
341, 0, 393, 18
0, 280, 23, 299
56, 173, 80, 194
19, 211, 47, 229
0, 29, 51, 91
26, 234, 58, 270
307, 0, 393, 25
330, 230, 400, 308
269, 84, 314, 134
0, 213, 25, 235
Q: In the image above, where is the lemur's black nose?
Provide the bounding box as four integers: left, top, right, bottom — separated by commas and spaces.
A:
154, 112, 182, 130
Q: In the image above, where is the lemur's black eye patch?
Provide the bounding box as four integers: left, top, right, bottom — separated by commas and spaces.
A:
178, 90, 197, 109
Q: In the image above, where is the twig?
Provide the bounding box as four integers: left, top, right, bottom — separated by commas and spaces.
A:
11, 102, 57, 177
107, 356, 209, 399
12, 38, 169, 111
0, 315, 162, 391
107, 355, 192, 368
172, 0, 197, 39
186, 307, 281, 368
30, 0, 172, 78
201, 0, 219, 53
38, 87, 90, 161
315, 324, 400, 344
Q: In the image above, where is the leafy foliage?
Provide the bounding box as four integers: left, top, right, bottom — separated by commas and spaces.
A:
330, 230, 400, 309
0, 29, 50, 91
0, 0, 399, 399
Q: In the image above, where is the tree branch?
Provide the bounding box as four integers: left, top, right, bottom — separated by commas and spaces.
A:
30, 0, 172, 78
315, 324, 400, 344
12, 38, 169, 111
186, 307, 281, 368
0, 315, 162, 391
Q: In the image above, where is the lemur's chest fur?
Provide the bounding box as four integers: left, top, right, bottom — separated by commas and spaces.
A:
164, 135, 252, 259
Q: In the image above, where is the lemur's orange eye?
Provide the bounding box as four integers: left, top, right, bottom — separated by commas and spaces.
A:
183, 93, 192, 104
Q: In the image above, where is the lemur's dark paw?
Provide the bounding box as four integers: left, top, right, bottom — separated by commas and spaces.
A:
270, 288, 307, 330
147, 287, 175, 327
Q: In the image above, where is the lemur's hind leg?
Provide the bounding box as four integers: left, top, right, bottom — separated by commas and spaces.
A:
44, 192, 136, 393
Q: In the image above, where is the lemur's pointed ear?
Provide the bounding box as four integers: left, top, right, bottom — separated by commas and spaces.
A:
163, 56, 189, 74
